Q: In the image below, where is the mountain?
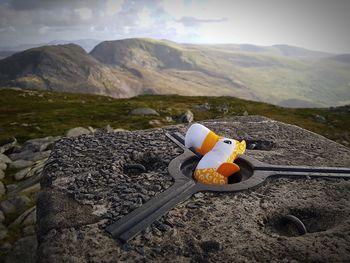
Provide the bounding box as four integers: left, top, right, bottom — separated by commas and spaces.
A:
199, 43, 331, 58
46, 39, 101, 52
328, 54, 350, 64
90, 38, 350, 107
0, 39, 101, 58
0, 50, 17, 59
1, 38, 350, 107
0, 44, 146, 97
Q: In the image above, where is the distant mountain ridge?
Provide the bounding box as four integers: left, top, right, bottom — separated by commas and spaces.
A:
198, 43, 331, 58
0, 39, 101, 58
0, 44, 145, 97
1, 38, 350, 107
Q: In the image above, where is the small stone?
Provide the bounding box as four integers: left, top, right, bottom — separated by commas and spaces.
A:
114, 128, 128, 132
186, 202, 199, 209
9, 160, 34, 170
0, 210, 5, 223
14, 167, 32, 181
6, 184, 16, 192
193, 103, 211, 111
0, 181, 5, 197
12, 207, 36, 226
9, 150, 51, 162
21, 136, 59, 152
0, 169, 5, 180
66, 127, 91, 137
0, 137, 17, 154
0, 223, 8, 240
149, 120, 162, 126
0, 153, 12, 164
22, 225, 36, 236
216, 104, 229, 113
243, 111, 249, 116
177, 110, 194, 123
20, 183, 41, 194
165, 116, 173, 122
200, 240, 222, 252
0, 161, 7, 171
0, 196, 31, 216
194, 192, 204, 198
129, 107, 159, 116
315, 114, 326, 123
260, 201, 268, 209
135, 246, 145, 255
154, 221, 168, 232
105, 124, 114, 133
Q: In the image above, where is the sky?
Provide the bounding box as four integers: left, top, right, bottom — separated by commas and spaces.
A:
0, 0, 350, 53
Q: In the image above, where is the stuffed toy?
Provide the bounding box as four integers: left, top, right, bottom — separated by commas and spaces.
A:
185, 123, 222, 155
185, 123, 246, 185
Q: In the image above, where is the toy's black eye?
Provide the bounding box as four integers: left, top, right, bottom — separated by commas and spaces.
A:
223, 140, 232, 144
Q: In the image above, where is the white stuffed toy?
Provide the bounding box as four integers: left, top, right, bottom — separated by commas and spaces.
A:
185, 123, 222, 155
185, 123, 246, 185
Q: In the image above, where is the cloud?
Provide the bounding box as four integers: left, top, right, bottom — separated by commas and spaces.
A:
105, 0, 123, 16
8, 0, 100, 11
0, 26, 16, 33
75, 8, 92, 21
176, 16, 228, 27
0, 0, 349, 53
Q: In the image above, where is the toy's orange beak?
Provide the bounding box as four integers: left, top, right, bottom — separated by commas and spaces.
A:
196, 131, 222, 155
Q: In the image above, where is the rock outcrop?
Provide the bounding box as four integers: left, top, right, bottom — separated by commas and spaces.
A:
36, 116, 350, 262
0, 135, 60, 262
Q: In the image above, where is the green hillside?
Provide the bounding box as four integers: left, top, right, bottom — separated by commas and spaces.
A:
0, 89, 349, 146
91, 38, 350, 107
1, 38, 350, 108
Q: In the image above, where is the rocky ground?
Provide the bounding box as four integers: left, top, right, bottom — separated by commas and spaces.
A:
0, 106, 193, 262
0, 126, 111, 262
0, 136, 58, 262
32, 116, 350, 262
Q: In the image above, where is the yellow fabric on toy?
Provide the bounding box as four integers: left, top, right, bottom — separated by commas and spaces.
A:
227, 140, 246, 162
185, 123, 246, 185
192, 132, 246, 185
193, 140, 245, 185
194, 168, 227, 185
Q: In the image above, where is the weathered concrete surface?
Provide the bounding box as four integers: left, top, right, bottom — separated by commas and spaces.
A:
37, 116, 350, 262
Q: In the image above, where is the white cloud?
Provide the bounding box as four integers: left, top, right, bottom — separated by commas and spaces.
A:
106, 0, 123, 16
137, 6, 154, 28
160, 0, 231, 21
75, 8, 92, 21
0, 26, 16, 32
39, 26, 49, 34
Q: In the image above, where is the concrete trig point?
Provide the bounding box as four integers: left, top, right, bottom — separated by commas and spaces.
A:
37, 116, 350, 263
107, 132, 350, 242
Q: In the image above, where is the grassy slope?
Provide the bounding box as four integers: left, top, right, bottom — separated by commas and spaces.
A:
0, 89, 349, 146
182, 46, 350, 106
103, 38, 350, 107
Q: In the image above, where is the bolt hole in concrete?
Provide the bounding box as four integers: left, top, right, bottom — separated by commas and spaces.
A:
265, 208, 345, 237
246, 140, 275, 151
180, 155, 254, 185
123, 153, 165, 175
